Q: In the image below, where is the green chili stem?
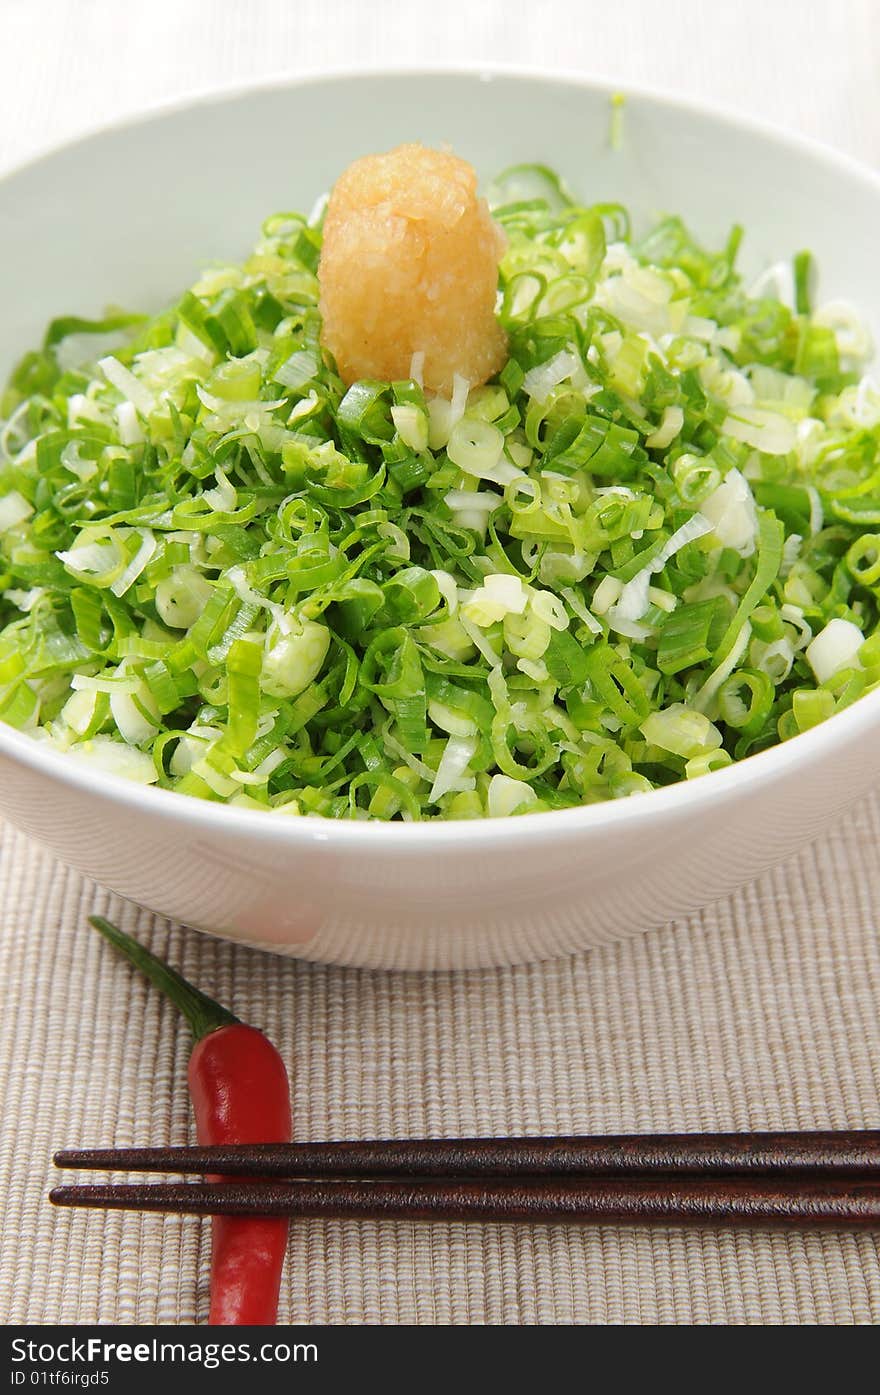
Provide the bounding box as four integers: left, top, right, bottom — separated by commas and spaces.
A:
89, 916, 239, 1042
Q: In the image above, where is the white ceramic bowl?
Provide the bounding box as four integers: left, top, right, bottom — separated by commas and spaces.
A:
1, 68, 879, 970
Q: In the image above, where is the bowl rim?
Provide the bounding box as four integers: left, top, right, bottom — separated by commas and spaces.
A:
5, 60, 880, 197
2, 61, 880, 851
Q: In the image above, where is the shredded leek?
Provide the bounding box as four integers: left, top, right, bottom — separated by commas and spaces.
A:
1, 168, 879, 820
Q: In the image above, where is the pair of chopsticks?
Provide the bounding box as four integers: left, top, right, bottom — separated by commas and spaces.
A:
51, 1129, 880, 1229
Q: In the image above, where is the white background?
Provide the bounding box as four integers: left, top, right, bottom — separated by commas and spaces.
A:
2, 0, 878, 173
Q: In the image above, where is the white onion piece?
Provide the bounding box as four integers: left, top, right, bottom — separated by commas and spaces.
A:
806, 619, 863, 683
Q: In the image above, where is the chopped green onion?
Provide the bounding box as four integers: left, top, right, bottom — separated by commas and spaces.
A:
1, 163, 878, 818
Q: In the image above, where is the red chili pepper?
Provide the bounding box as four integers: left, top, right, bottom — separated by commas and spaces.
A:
89, 916, 292, 1326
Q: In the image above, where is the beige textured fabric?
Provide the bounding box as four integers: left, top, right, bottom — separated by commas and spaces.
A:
1, 804, 879, 1325
2, 0, 880, 1329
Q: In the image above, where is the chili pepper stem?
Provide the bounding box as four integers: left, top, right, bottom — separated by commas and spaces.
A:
89, 916, 239, 1042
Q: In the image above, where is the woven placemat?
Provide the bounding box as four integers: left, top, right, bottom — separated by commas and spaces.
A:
1, 800, 879, 1324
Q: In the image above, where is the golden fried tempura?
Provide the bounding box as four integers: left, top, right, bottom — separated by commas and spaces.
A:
318, 144, 507, 395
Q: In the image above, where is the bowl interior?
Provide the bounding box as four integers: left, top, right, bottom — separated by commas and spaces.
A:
1, 69, 878, 380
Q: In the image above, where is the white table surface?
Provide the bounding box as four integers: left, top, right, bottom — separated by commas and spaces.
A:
3, 0, 879, 173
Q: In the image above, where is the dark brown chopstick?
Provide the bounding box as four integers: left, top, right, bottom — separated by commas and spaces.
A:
49, 1176, 880, 1228
54, 1129, 880, 1178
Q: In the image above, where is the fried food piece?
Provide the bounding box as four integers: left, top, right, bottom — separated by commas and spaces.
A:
318, 144, 507, 394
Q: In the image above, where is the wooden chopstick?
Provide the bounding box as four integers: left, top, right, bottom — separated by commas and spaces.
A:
54, 1129, 880, 1178
49, 1176, 880, 1228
